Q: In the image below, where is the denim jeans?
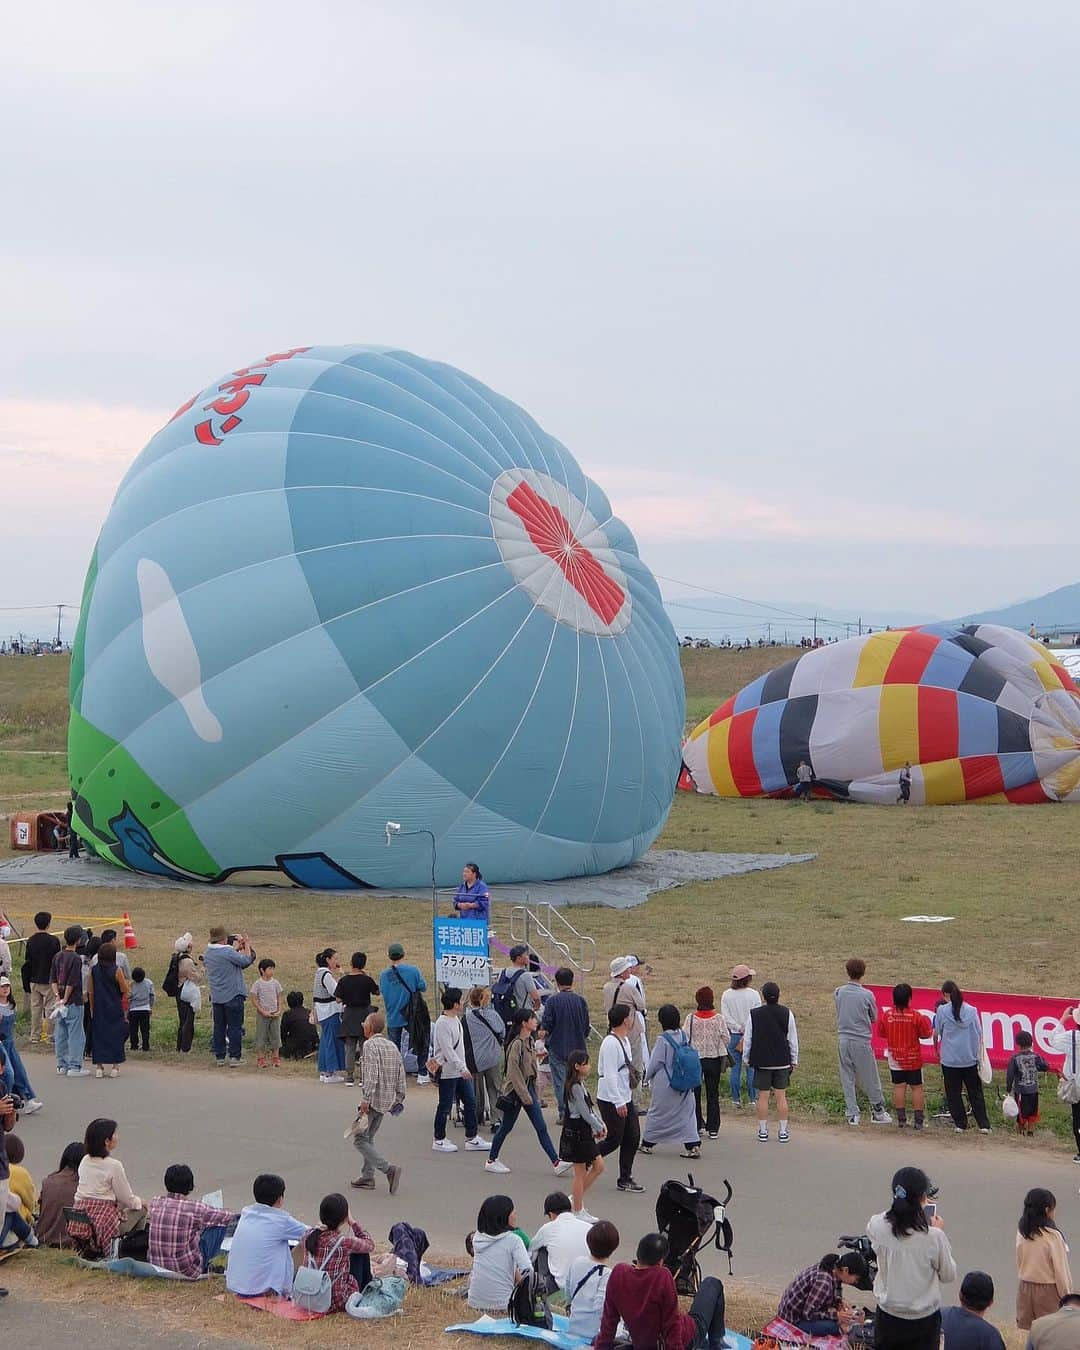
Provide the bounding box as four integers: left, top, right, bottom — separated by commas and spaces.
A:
317, 1012, 346, 1074
728, 1034, 756, 1104
547, 1053, 568, 1120
1, 1015, 35, 1100
688, 1276, 727, 1349
434, 1074, 478, 1139
199, 1225, 229, 1270
55, 1002, 86, 1072
1, 1207, 33, 1246
489, 1083, 558, 1163
795, 1318, 840, 1336
212, 994, 246, 1061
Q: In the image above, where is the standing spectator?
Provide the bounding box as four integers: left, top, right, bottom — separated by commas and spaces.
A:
452, 862, 490, 919
866, 1165, 955, 1350
835, 958, 891, 1126
898, 762, 913, 803
878, 984, 933, 1130
350, 1011, 405, 1195
683, 986, 729, 1140
485, 1009, 571, 1178
88, 941, 129, 1078
595, 1003, 644, 1193
25, 911, 60, 1046
595, 1231, 728, 1350
204, 928, 255, 1067
302, 1193, 375, 1311
313, 949, 346, 1083
127, 967, 154, 1053
641, 1004, 700, 1159
50, 925, 88, 1076
794, 760, 814, 800
624, 956, 652, 1091
559, 1049, 606, 1219
1005, 1032, 1050, 1136
1026, 1294, 1080, 1350
178, 961, 202, 1054
249, 958, 284, 1070
95, 929, 130, 979
1015, 1189, 1073, 1330
163, 934, 194, 1051
564, 1220, 619, 1342
0, 976, 43, 1112
602, 957, 646, 1101
280, 992, 319, 1060
148, 1164, 239, 1277
745, 981, 798, 1142
496, 944, 543, 1025
66, 801, 81, 858
75, 1118, 147, 1245
34, 1142, 84, 1246
464, 986, 505, 1131
335, 952, 379, 1087
431, 988, 490, 1156
933, 981, 990, 1133
540, 968, 590, 1123
226, 1173, 308, 1298
466, 1195, 531, 1313
721, 964, 761, 1109
1046, 1008, 1080, 1162
941, 1271, 1006, 1350
379, 943, 428, 1067
531, 1191, 590, 1290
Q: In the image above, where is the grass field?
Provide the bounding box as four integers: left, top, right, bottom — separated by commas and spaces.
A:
2, 649, 1079, 1150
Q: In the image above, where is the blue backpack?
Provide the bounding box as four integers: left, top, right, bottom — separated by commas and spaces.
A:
663, 1031, 702, 1092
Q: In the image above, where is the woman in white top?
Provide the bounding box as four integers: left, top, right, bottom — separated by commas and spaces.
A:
74, 1117, 147, 1247
313, 948, 345, 1083
1046, 1007, 1080, 1163
721, 964, 761, 1108
866, 1165, 956, 1349
467, 1194, 530, 1311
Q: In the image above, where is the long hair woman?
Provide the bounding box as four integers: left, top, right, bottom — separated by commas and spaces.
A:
866, 1166, 956, 1348
89, 941, 130, 1078
777, 1251, 869, 1336
558, 1049, 606, 1219
302, 1192, 375, 1311
932, 981, 990, 1132
313, 948, 346, 1082
485, 1009, 571, 1178
467, 1194, 530, 1312
1015, 1187, 1073, 1329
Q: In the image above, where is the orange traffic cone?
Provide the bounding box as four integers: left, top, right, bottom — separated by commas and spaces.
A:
122, 911, 138, 950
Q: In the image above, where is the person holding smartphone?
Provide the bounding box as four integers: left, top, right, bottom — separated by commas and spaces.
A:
867, 1166, 956, 1349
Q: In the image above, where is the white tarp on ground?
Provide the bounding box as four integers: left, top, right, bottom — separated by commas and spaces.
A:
0, 848, 815, 910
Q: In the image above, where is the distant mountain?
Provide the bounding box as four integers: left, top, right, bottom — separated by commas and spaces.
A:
959, 582, 1080, 634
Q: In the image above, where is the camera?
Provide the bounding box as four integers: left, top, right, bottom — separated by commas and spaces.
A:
837, 1233, 877, 1292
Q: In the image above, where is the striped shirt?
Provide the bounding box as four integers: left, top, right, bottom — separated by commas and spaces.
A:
876, 1008, 932, 1071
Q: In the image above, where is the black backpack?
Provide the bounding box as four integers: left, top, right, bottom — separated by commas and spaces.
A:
491, 967, 527, 1033
392, 968, 431, 1063
508, 1252, 553, 1329
161, 952, 181, 998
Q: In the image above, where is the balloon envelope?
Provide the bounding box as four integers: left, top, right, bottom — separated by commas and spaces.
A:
70, 345, 684, 887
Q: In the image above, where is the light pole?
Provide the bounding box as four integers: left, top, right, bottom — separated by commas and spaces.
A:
385, 821, 439, 989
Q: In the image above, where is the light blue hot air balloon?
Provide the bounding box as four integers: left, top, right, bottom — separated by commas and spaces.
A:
69, 345, 684, 888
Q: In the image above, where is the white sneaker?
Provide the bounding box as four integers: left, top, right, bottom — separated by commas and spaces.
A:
416, 1075, 431, 1086
22, 1099, 44, 1114
871, 1109, 892, 1125
95, 1067, 104, 1078
319, 1073, 345, 1084
108, 1068, 119, 1079
574, 1209, 598, 1224
757, 1125, 768, 1141
67, 1068, 92, 1077
846, 1114, 860, 1127
778, 1125, 790, 1142
553, 1160, 574, 1177
464, 1137, 491, 1151
485, 1158, 511, 1174
432, 1138, 458, 1153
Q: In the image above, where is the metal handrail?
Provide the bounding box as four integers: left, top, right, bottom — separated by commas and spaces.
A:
506, 899, 597, 975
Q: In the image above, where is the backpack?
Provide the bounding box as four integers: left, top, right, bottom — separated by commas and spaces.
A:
392, 968, 431, 1065
662, 1030, 702, 1092
491, 967, 527, 1033
345, 1275, 407, 1319
161, 952, 181, 999
508, 1254, 553, 1329
292, 1233, 346, 1313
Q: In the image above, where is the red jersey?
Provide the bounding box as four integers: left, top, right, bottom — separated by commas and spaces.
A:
877, 1007, 932, 1070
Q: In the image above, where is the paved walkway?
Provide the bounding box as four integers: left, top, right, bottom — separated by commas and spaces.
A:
12, 1057, 1080, 1309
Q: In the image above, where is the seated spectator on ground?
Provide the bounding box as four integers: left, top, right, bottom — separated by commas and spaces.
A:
280, 992, 319, 1060
35, 1142, 84, 1246
531, 1190, 590, 1290
467, 1194, 531, 1312
564, 1220, 619, 1342
596, 1232, 727, 1350
148, 1164, 240, 1278
1027, 1293, 1080, 1350
225, 1173, 308, 1298
777, 1251, 868, 1336
74, 1117, 147, 1249
1, 1134, 39, 1248
302, 1193, 375, 1311
941, 1271, 1006, 1350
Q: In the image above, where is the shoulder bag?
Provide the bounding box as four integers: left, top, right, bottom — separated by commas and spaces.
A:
1057, 1030, 1080, 1105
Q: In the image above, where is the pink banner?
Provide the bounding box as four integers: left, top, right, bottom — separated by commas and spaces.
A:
867, 985, 1077, 1071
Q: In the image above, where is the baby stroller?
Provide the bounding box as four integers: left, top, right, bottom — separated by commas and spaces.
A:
656, 1174, 734, 1295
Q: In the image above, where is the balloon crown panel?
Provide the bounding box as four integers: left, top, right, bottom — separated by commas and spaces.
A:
69, 345, 684, 888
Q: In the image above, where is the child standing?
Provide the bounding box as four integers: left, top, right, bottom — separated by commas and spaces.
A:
250, 958, 284, 1069
876, 983, 932, 1130
1006, 1032, 1049, 1136
178, 967, 202, 1054
127, 968, 155, 1052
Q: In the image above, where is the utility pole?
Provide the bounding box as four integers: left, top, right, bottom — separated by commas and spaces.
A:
813, 614, 818, 643
55, 603, 64, 647
858, 616, 863, 636
766, 622, 772, 643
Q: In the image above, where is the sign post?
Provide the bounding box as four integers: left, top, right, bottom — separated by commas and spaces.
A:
433, 916, 491, 989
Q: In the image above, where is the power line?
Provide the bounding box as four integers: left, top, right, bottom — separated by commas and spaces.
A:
656, 573, 863, 631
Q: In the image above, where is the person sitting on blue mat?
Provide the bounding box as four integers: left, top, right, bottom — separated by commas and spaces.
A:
595, 1231, 727, 1350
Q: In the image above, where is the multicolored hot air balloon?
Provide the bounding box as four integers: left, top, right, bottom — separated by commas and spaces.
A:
682, 624, 1080, 805
69, 345, 684, 887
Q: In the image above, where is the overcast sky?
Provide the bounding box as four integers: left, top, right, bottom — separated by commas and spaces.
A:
3, 1, 1078, 639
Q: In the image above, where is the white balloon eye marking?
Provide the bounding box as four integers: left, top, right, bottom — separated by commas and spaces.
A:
136, 557, 223, 744
489, 469, 631, 637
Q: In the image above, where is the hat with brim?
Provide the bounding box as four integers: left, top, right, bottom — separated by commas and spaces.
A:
731, 963, 755, 980
610, 956, 633, 978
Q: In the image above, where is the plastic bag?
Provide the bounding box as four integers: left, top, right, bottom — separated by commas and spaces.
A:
1002, 1094, 1020, 1120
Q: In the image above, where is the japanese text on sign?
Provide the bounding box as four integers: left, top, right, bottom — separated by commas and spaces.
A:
434, 916, 490, 988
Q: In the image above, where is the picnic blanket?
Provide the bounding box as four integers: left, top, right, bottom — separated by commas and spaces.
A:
77, 1255, 202, 1280
217, 1293, 324, 1321
446, 1313, 753, 1350
761, 1317, 847, 1349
